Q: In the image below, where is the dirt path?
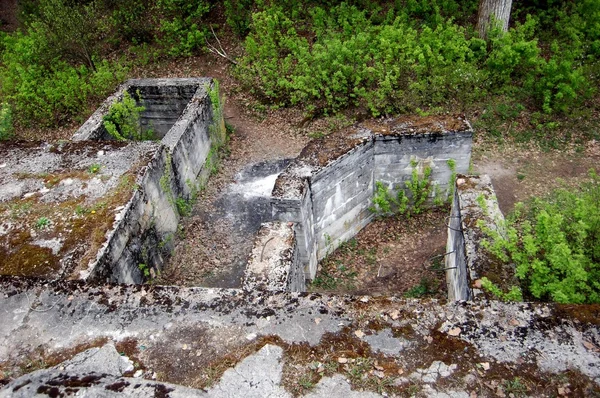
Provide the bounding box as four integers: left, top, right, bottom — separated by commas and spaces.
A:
155, 58, 311, 287
472, 138, 600, 213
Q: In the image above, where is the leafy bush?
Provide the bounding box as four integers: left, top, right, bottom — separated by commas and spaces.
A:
155, 0, 211, 56
237, 4, 488, 115
0, 29, 128, 126
482, 171, 600, 304
370, 160, 440, 217
32, 0, 104, 70
0, 102, 14, 140
237, 2, 597, 117
103, 91, 151, 141
225, 0, 254, 38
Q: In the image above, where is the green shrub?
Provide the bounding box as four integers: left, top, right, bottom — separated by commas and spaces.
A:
225, 0, 254, 38
155, 0, 211, 56
237, 4, 489, 115
103, 91, 151, 141
0, 28, 127, 126
108, 0, 154, 44
0, 102, 14, 140
32, 0, 104, 70
482, 170, 600, 304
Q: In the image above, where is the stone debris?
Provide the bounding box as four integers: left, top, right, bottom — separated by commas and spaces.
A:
363, 328, 409, 356
207, 344, 290, 398
408, 361, 458, 383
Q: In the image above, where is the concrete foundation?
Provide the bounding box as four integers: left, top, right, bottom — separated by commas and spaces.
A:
272, 115, 473, 280
1, 78, 225, 284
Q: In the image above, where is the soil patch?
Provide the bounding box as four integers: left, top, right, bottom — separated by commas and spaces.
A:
473, 140, 600, 213
0, 0, 18, 32
310, 208, 449, 297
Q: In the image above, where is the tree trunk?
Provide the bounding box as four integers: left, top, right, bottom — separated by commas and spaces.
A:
477, 0, 513, 39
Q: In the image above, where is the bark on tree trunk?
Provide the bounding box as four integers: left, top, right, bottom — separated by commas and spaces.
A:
477, 0, 513, 39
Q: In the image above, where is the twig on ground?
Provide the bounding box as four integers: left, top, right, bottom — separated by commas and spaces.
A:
206, 26, 238, 65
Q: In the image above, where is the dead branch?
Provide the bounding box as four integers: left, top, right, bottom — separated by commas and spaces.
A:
206, 26, 238, 65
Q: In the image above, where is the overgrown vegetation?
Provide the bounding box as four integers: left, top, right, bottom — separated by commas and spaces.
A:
1, 0, 599, 142
481, 170, 600, 304
235, 0, 599, 122
370, 159, 448, 218
102, 91, 153, 141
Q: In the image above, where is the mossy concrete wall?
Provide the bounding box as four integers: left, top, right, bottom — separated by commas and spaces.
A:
272, 116, 473, 280
445, 175, 510, 301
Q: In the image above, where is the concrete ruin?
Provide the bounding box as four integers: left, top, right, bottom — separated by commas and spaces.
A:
1, 78, 599, 397
1, 78, 225, 284
271, 116, 473, 282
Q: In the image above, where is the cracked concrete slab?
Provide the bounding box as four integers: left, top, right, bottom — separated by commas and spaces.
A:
207, 344, 289, 398
304, 374, 382, 397
0, 281, 599, 397
362, 328, 409, 356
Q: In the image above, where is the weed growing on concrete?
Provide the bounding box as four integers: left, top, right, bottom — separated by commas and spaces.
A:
175, 197, 193, 217
446, 158, 457, 202
88, 163, 101, 174
138, 262, 150, 278
103, 90, 154, 141
35, 217, 50, 229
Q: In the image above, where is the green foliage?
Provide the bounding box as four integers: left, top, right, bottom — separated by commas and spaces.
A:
225, 0, 254, 38
31, 0, 103, 70
370, 160, 437, 217
237, 2, 597, 117
107, 0, 154, 44
404, 277, 437, 298
35, 217, 50, 229
236, 4, 487, 114
480, 277, 523, 302
0, 102, 14, 140
370, 181, 408, 217
103, 91, 152, 141
88, 164, 101, 174
0, 29, 127, 126
155, 0, 211, 56
482, 171, 600, 304
138, 262, 151, 278
406, 160, 433, 214
175, 197, 193, 217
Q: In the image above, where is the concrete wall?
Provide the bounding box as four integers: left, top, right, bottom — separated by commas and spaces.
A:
73, 78, 224, 283
86, 146, 179, 284
445, 175, 509, 301
374, 132, 472, 196
243, 222, 305, 292
272, 116, 473, 281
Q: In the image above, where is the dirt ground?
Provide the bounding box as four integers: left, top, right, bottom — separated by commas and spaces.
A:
310, 209, 449, 298
0, 0, 18, 32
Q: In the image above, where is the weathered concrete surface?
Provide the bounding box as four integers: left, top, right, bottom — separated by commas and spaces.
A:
445, 175, 513, 301
0, 141, 159, 281
272, 115, 472, 279
244, 222, 305, 292
1, 279, 598, 396
87, 145, 179, 284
